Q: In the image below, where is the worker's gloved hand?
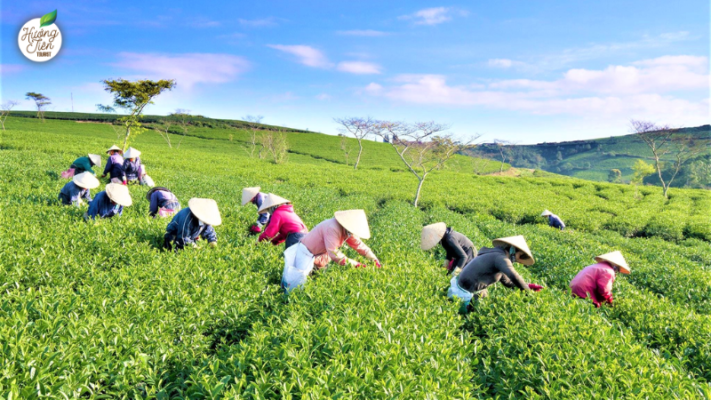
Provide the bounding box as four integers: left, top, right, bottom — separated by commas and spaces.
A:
249, 224, 262, 234
101, 174, 106, 178
375, 260, 382, 268
354, 262, 366, 268
191, 243, 199, 249
528, 283, 543, 292
122, 180, 127, 185
209, 241, 217, 248
448, 259, 455, 271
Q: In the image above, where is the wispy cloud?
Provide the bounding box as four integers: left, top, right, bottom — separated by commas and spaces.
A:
336, 29, 390, 37
189, 17, 221, 28
316, 93, 332, 100
267, 45, 333, 68
487, 58, 527, 69
111, 52, 250, 89
239, 17, 280, 27
0, 64, 24, 76
399, 7, 466, 25
337, 61, 382, 74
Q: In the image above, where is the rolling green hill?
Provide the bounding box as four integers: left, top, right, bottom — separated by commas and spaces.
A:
467, 125, 711, 188
1, 116, 711, 398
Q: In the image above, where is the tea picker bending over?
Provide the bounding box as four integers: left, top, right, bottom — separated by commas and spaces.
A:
541, 209, 565, 230
448, 235, 543, 313
257, 194, 309, 248
282, 210, 381, 292
147, 187, 180, 218
123, 147, 146, 184
570, 251, 629, 308
421, 222, 477, 275
101, 145, 126, 185
63, 153, 101, 177
84, 183, 132, 220
164, 198, 221, 251
59, 172, 100, 207
241, 187, 269, 234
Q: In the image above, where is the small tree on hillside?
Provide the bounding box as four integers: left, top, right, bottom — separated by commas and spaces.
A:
376, 121, 479, 207
259, 129, 289, 164
0, 100, 19, 131
243, 115, 265, 158
494, 139, 516, 173
96, 104, 116, 113
631, 159, 655, 185
102, 79, 175, 151
607, 169, 622, 183
171, 109, 191, 148
25, 92, 51, 122
156, 120, 174, 148
340, 135, 354, 166
334, 117, 374, 170
632, 120, 698, 198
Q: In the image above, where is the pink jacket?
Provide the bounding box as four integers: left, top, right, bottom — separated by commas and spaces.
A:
258, 204, 308, 245
569, 262, 615, 307
300, 217, 376, 268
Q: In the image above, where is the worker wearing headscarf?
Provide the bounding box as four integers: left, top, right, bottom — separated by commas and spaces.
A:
541, 210, 565, 230
123, 147, 145, 184
570, 251, 629, 307
448, 236, 543, 313
84, 183, 132, 220
101, 145, 126, 184
164, 198, 220, 251
421, 222, 477, 275
147, 187, 180, 218
58, 172, 99, 206
282, 210, 380, 292
69, 154, 101, 176
257, 194, 309, 248
242, 187, 269, 234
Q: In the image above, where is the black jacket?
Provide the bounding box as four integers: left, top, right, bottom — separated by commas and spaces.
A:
441, 228, 477, 271
458, 247, 528, 293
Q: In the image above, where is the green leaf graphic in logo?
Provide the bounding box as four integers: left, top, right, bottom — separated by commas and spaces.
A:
39, 10, 57, 28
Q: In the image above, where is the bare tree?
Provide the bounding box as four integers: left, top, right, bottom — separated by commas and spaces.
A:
0, 101, 19, 131
631, 120, 698, 198
493, 139, 516, 173
171, 109, 191, 148
156, 120, 173, 148
340, 135, 354, 166
25, 92, 51, 122
258, 129, 289, 164
376, 121, 479, 207
243, 115, 264, 158
334, 117, 374, 169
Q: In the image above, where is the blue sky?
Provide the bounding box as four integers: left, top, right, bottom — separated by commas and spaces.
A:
1, 0, 709, 143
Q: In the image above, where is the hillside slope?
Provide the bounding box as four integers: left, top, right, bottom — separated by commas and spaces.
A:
1, 117, 711, 398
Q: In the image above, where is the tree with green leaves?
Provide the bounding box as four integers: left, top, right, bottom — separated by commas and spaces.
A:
102, 79, 175, 151
631, 159, 655, 185
607, 169, 622, 183
25, 92, 51, 122
95, 104, 116, 113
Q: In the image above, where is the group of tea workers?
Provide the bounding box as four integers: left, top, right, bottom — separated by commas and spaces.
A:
59, 145, 629, 311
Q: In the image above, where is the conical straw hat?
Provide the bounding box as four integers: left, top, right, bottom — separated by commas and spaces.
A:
105, 183, 132, 206
106, 145, 122, 154
421, 222, 447, 250
241, 187, 261, 206
73, 172, 100, 189
334, 210, 370, 239
88, 154, 101, 167
146, 187, 171, 201
541, 209, 553, 217
188, 198, 222, 226
492, 235, 535, 266
124, 147, 141, 159
595, 251, 630, 274
258, 193, 291, 213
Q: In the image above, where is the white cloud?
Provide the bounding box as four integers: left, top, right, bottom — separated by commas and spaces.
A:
267, 45, 333, 68
111, 52, 250, 89
399, 7, 453, 25
0, 64, 23, 76
337, 30, 389, 37
337, 61, 382, 74
239, 17, 279, 27
487, 58, 528, 69
316, 93, 332, 100
189, 18, 221, 28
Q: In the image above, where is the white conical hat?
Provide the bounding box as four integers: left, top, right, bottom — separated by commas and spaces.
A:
541, 209, 553, 217
105, 183, 132, 206
258, 193, 291, 213
241, 187, 261, 206
421, 222, 447, 250
595, 251, 630, 274
492, 235, 535, 266
334, 210, 370, 239
188, 198, 222, 226
72, 172, 100, 189
123, 147, 141, 159
88, 154, 101, 167
106, 145, 122, 154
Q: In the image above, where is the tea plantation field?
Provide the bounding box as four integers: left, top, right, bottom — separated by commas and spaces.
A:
1, 117, 711, 399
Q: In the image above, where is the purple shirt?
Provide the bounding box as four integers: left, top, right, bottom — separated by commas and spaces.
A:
149, 190, 179, 216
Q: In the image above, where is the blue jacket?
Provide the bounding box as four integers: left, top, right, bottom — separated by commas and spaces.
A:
149, 190, 179, 217
86, 191, 123, 219
103, 154, 125, 180
59, 181, 92, 206
252, 192, 270, 226
164, 207, 217, 250
548, 214, 566, 230
124, 157, 142, 181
